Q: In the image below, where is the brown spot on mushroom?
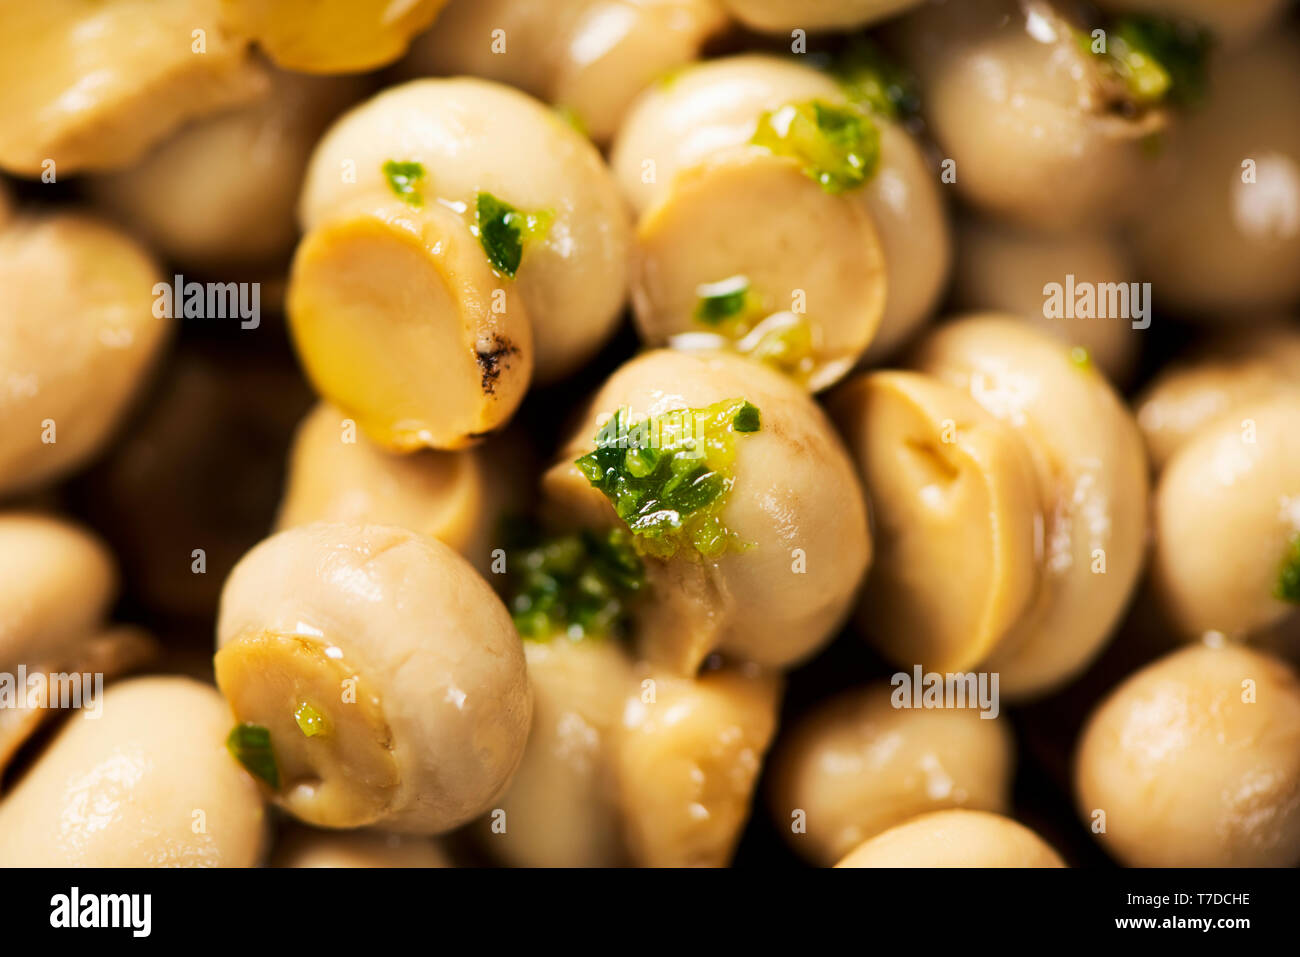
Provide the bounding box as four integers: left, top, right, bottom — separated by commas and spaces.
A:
476, 336, 520, 395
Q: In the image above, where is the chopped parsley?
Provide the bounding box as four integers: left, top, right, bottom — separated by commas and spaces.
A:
752, 99, 879, 194
575, 399, 762, 559
1081, 15, 1211, 108
504, 524, 646, 640
732, 401, 761, 433
474, 192, 553, 278
226, 722, 280, 789
1275, 534, 1300, 604
382, 160, 425, 207
294, 702, 327, 738
695, 275, 757, 326
829, 37, 920, 121
1069, 345, 1092, 369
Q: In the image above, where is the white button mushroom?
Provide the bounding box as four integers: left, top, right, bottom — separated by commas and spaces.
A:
543, 349, 871, 674
719, 0, 925, 33
0, 0, 269, 176
0, 677, 268, 867
614, 664, 781, 867
612, 54, 950, 387
891, 0, 1173, 232
0, 513, 117, 678
276, 402, 523, 579
485, 637, 633, 868
1136, 324, 1300, 471
767, 683, 1016, 867
834, 809, 1066, 868
215, 522, 532, 834
1151, 392, 1300, 643
1132, 31, 1300, 316
950, 218, 1142, 383
831, 370, 1043, 673
0, 213, 171, 499
400, 0, 729, 143
897, 315, 1149, 699
1074, 642, 1300, 867
88, 70, 366, 270
289, 78, 631, 450
0, 514, 127, 772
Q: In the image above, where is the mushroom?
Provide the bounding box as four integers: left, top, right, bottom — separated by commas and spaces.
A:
0, 513, 117, 679
1151, 392, 1300, 643
0, 213, 171, 499
485, 631, 778, 867
88, 70, 367, 270
289, 78, 631, 449
614, 663, 781, 867
837, 315, 1148, 699
1135, 324, 1300, 470
612, 54, 949, 388
0, 0, 268, 176
890, 0, 1170, 232
831, 370, 1043, 673
220, 0, 448, 73
272, 826, 451, 867
400, 0, 729, 143
214, 522, 532, 834
834, 809, 1066, 868
910, 317, 1149, 698
485, 637, 632, 868
719, 0, 925, 33
543, 349, 871, 674
950, 218, 1142, 383
0, 677, 267, 867
1074, 642, 1300, 867
1131, 30, 1300, 316
276, 402, 525, 578
767, 682, 1015, 867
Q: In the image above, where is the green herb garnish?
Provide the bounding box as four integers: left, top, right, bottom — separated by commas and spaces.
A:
504, 524, 646, 640
226, 723, 280, 789
695, 275, 756, 326
1275, 534, 1300, 604
575, 399, 762, 559
382, 160, 425, 207
1082, 16, 1211, 107
1069, 346, 1092, 369
732, 401, 761, 433
752, 99, 879, 194
830, 37, 920, 121
294, 702, 327, 738
474, 191, 553, 278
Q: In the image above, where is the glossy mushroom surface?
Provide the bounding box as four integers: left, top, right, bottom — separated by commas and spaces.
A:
1075, 642, 1300, 867
215, 522, 532, 834
0, 677, 267, 867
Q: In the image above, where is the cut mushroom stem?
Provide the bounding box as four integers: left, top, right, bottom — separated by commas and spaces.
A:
830, 370, 1043, 672
288, 200, 532, 452
633, 150, 887, 392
